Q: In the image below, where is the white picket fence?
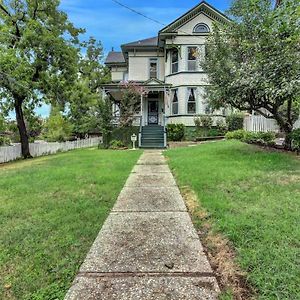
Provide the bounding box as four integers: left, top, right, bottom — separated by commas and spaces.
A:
0, 137, 102, 164
244, 115, 280, 132
244, 115, 300, 133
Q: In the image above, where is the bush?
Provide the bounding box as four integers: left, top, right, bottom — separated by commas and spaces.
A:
290, 128, 300, 153
226, 113, 244, 131
111, 126, 139, 147
194, 115, 213, 129
216, 119, 227, 134
167, 124, 185, 141
225, 130, 276, 146
225, 129, 246, 140
207, 128, 221, 137
0, 136, 11, 146
109, 139, 125, 149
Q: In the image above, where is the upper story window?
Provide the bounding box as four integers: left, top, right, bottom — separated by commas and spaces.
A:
123, 72, 128, 81
193, 23, 210, 33
172, 90, 179, 115
149, 58, 158, 79
187, 88, 197, 114
187, 47, 198, 71
171, 49, 179, 74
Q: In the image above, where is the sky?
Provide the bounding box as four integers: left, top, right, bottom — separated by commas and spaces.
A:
35, 0, 231, 118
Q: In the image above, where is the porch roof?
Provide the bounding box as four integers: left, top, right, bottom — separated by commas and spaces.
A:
101, 80, 172, 91
101, 81, 171, 101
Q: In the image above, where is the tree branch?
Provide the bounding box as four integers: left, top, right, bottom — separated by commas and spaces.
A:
0, 4, 11, 16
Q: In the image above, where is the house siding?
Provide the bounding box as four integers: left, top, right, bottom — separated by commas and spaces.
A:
105, 2, 230, 127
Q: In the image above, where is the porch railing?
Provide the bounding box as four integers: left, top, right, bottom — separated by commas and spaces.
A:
138, 115, 142, 148
163, 114, 168, 148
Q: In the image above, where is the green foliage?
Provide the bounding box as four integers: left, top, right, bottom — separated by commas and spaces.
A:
0, 0, 82, 157
24, 111, 43, 141
96, 96, 114, 148
203, 0, 300, 147
69, 37, 111, 138
42, 107, 73, 142
167, 124, 185, 141
226, 130, 276, 146
225, 129, 246, 140
0, 136, 11, 146
0, 114, 6, 133
194, 115, 213, 129
119, 82, 145, 128
207, 128, 221, 137
215, 118, 227, 133
290, 128, 300, 153
109, 139, 125, 149
226, 113, 244, 131
110, 126, 139, 147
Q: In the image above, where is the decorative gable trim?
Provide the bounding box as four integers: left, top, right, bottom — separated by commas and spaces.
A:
143, 78, 166, 85
159, 1, 230, 34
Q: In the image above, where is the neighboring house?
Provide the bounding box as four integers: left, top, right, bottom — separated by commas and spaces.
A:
102, 1, 230, 148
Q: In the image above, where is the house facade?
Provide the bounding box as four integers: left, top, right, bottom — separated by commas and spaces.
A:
103, 1, 230, 148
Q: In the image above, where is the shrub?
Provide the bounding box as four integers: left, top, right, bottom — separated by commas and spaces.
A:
208, 128, 221, 137
226, 113, 244, 131
216, 119, 227, 133
167, 124, 185, 141
194, 115, 213, 129
0, 136, 11, 146
225, 130, 276, 146
109, 139, 125, 149
290, 129, 300, 153
225, 129, 246, 140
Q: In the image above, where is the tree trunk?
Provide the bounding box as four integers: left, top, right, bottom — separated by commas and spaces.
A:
14, 99, 32, 158
275, 0, 282, 8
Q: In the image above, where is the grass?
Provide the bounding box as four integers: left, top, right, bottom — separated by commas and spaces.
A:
0, 148, 141, 300
165, 140, 300, 300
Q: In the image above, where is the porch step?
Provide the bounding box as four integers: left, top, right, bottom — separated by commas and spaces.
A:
140, 126, 165, 149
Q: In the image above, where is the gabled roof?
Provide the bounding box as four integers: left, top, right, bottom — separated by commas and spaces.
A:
122, 36, 158, 48
143, 78, 166, 86
159, 1, 230, 34
105, 51, 126, 65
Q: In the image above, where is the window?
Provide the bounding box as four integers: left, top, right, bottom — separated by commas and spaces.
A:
193, 23, 210, 33
171, 49, 179, 73
172, 90, 178, 115
149, 58, 158, 79
187, 88, 196, 114
187, 47, 198, 71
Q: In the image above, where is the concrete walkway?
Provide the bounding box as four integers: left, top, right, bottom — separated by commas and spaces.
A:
65, 151, 219, 300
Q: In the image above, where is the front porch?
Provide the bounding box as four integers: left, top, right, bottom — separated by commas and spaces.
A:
102, 80, 170, 148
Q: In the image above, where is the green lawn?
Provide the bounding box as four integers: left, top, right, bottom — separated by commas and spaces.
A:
0, 148, 141, 300
165, 141, 300, 300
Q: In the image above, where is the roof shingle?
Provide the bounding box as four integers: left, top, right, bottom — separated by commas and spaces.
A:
105, 51, 125, 64
122, 36, 158, 48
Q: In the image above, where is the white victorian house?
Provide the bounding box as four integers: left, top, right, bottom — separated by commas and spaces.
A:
103, 1, 230, 148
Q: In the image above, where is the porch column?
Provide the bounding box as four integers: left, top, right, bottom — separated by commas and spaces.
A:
140, 94, 143, 126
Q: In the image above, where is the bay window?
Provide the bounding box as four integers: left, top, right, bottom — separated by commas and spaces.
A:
187, 88, 197, 114
172, 90, 179, 115
171, 50, 179, 73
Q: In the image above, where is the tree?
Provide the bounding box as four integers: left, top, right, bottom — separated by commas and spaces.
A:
42, 106, 73, 142
68, 37, 110, 138
94, 95, 113, 148
119, 81, 146, 127
0, 0, 82, 158
203, 0, 300, 148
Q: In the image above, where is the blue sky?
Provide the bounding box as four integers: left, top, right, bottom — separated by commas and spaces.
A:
60, 0, 231, 53
35, 0, 231, 118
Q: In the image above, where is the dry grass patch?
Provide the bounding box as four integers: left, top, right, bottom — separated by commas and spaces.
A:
181, 186, 255, 300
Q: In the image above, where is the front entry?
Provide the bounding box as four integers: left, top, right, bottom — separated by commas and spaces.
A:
148, 100, 159, 125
